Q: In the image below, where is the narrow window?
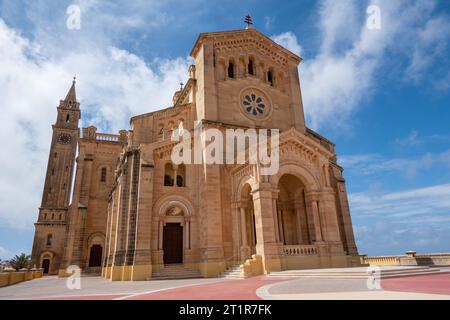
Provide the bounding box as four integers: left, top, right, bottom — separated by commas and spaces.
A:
46, 234, 53, 246
66, 114, 70, 122
228, 62, 235, 78
54, 152, 57, 158
164, 163, 174, 186
268, 70, 274, 86
248, 59, 254, 75
176, 175, 184, 187
164, 175, 174, 186
176, 164, 186, 187
100, 167, 107, 182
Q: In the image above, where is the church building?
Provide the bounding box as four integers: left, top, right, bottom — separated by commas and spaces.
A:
31, 26, 361, 280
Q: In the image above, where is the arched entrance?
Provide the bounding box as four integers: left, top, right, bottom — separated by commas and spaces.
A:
42, 259, 50, 274
163, 223, 183, 264
277, 174, 312, 245
88, 245, 103, 267
87, 233, 105, 269
158, 203, 190, 265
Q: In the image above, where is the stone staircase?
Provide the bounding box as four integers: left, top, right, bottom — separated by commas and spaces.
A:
219, 264, 245, 279
266, 266, 444, 279
82, 267, 101, 277
149, 264, 202, 280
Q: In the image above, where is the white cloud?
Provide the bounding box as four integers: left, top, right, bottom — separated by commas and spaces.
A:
272, 32, 303, 56
351, 183, 450, 255
0, 17, 189, 230
406, 16, 450, 82
273, 0, 450, 130
395, 130, 450, 147
339, 149, 450, 178
350, 183, 450, 218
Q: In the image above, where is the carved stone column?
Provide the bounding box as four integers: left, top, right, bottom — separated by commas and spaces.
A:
311, 200, 323, 242
158, 220, 163, 250
251, 182, 282, 273
239, 206, 250, 260
272, 198, 280, 243
185, 219, 190, 249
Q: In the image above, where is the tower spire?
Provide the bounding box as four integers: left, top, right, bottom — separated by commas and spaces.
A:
63, 77, 78, 108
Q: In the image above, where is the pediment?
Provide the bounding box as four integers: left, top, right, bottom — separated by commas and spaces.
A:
279, 128, 334, 160
191, 29, 301, 67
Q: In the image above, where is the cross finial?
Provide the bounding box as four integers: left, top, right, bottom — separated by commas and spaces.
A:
180, 81, 184, 90
73, 76, 76, 84
244, 14, 253, 29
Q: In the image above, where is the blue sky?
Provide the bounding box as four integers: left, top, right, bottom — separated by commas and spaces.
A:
0, 0, 450, 259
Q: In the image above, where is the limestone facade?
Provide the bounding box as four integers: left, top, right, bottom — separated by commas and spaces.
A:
31, 28, 360, 279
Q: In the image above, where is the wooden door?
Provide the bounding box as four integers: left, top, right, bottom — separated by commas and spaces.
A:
42, 259, 50, 274
163, 223, 183, 264
88, 245, 103, 267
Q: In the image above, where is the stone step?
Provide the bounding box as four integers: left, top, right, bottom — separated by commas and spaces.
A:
266, 267, 444, 279
219, 264, 245, 279
149, 264, 203, 280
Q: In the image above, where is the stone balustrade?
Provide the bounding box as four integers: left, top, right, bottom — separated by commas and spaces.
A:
96, 133, 120, 142
282, 245, 318, 256
362, 255, 400, 266
362, 251, 450, 266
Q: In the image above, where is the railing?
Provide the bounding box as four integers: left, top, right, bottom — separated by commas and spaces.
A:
362, 251, 450, 266
96, 133, 119, 142
362, 255, 400, 266
282, 245, 318, 256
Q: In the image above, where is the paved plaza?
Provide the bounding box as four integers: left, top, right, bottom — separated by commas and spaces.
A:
1, 269, 450, 300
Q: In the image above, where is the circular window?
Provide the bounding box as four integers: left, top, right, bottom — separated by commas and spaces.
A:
240, 88, 271, 120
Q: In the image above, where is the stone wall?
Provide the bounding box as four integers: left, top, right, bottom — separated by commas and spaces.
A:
0, 269, 44, 288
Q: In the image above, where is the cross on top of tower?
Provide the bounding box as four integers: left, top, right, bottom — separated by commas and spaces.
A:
244, 14, 253, 29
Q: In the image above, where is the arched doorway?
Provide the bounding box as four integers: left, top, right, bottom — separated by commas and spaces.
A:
277, 174, 312, 245
42, 259, 50, 274
163, 223, 183, 264
88, 245, 103, 267
160, 205, 187, 265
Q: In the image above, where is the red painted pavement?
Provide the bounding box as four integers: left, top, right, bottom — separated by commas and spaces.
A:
382, 274, 450, 296
126, 276, 285, 300
43, 294, 127, 300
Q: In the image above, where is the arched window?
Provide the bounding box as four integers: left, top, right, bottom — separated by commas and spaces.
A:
100, 167, 107, 182
54, 152, 57, 158
46, 234, 53, 246
248, 58, 255, 75
228, 61, 235, 78
66, 114, 70, 122
176, 164, 186, 187
267, 70, 274, 86
164, 163, 174, 186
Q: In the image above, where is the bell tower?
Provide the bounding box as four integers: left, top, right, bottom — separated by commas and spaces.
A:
40, 79, 80, 209
31, 79, 80, 274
